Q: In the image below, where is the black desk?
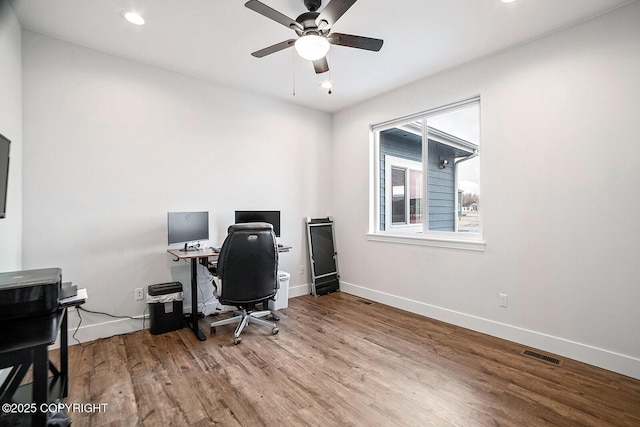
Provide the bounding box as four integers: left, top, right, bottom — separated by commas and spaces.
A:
0, 309, 70, 426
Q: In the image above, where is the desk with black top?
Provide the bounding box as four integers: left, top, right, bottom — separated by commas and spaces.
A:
0, 293, 85, 426
167, 245, 291, 341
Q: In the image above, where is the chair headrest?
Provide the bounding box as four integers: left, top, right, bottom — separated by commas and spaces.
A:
227, 222, 274, 234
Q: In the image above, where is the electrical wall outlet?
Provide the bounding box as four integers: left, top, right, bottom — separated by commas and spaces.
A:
135, 288, 144, 301
499, 293, 508, 308
298, 265, 305, 276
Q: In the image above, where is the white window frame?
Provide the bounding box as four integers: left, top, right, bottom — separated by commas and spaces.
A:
368, 97, 485, 252
384, 155, 423, 233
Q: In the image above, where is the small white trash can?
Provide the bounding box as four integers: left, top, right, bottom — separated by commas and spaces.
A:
269, 271, 290, 310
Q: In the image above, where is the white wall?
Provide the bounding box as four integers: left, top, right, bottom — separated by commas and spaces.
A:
21, 32, 331, 340
15, 2, 640, 379
0, 1, 22, 271
332, 2, 640, 379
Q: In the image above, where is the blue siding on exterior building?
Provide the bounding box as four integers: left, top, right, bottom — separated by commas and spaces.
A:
380, 129, 457, 231
427, 142, 455, 231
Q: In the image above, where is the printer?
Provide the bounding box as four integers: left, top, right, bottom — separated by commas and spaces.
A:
0, 268, 62, 321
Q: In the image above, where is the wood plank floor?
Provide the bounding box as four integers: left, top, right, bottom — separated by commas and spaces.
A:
59, 292, 640, 426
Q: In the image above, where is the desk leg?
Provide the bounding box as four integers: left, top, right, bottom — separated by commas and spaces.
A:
61, 307, 68, 397
186, 258, 206, 341
33, 346, 48, 426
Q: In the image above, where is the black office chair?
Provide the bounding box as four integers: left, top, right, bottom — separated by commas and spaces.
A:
209, 222, 279, 344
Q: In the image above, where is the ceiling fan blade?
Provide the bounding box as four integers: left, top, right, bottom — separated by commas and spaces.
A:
251, 39, 296, 58
328, 33, 383, 51
313, 57, 329, 74
245, 0, 303, 31
316, 0, 357, 29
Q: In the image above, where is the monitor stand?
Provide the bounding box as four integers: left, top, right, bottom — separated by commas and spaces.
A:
180, 243, 199, 252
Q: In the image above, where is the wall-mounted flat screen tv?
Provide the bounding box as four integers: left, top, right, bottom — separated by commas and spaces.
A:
0, 133, 10, 219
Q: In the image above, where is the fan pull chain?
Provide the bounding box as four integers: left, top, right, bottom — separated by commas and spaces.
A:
292, 49, 296, 97
328, 52, 332, 94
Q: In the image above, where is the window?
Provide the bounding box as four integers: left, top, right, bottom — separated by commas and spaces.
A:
370, 97, 483, 250
386, 156, 423, 231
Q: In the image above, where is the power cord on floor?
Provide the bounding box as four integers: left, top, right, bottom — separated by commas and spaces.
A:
71, 306, 148, 347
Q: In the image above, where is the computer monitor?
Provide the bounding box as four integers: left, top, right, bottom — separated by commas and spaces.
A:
167, 211, 209, 251
0, 133, 10, 219
234, 210, 281, 237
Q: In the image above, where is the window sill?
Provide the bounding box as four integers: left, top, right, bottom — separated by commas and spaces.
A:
366, 232, 485, 252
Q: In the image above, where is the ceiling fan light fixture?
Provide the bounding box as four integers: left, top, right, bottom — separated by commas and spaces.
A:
295, 34, 330, 61
122, 11, 145, 25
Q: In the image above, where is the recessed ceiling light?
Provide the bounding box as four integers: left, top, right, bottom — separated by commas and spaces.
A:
122, 11, 145, 26
320, 81, 333, 89
502, 0, 516, 3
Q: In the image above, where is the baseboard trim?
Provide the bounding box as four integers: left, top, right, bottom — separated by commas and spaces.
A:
288, 282, 311, 298
59, 285, 313, 348
58, 281, 639, 381
340, 281, 640, 380
53, 314, 147, 349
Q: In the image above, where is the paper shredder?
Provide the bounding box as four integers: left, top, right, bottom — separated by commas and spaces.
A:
147, 282, 184, 335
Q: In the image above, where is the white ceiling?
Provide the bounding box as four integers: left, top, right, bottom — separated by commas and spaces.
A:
8, 0, 635, 113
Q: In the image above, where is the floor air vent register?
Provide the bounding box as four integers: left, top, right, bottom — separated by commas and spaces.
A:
522, 349, 563, 366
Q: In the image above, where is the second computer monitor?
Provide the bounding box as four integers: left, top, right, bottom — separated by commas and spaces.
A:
234, 210, 281, 237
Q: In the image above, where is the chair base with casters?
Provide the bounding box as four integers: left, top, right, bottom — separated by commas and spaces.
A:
210, 306, 279, 345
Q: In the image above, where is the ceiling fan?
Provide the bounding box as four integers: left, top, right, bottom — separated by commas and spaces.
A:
245, 0, 384, 74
